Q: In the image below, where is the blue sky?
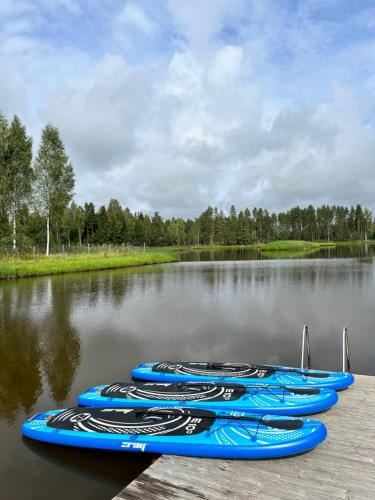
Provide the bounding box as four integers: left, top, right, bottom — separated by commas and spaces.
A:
1, 0, 375, 216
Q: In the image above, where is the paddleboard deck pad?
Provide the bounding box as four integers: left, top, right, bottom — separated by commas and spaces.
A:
131, 362, 354, 391
22, 406, 327, 459
78, 381, 338, 415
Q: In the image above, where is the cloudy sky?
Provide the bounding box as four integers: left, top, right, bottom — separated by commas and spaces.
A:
0, 0, 374, 217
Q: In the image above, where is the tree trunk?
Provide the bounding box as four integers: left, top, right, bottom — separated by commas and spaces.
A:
46, 216, 50, 256
78, 228, 82, 246
12, 213, 16, 251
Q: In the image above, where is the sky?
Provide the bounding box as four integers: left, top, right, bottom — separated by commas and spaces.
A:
0, 0, 375, 217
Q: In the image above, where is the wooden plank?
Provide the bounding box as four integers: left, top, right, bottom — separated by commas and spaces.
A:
114, 375, 375, 500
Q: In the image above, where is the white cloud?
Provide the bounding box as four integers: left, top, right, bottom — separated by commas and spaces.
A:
0, 0, 375, 216
208, 45, 243, 86
115, 2, 156, 38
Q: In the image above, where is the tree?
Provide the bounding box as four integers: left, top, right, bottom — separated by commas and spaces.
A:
84, 202, 96, 243
0, 112, 8, 211
151, 211, 165, 246
2, 116, 33, 251
96, 205, 108, 244
71, 202, 85, 246
107, 199, 124, 243
123, 207, 135, 243
33, 125, 75, 256
199, 207, 214, 245
363, 208, 373, 241
166, 218, 185, 246
355, 204, 364, 240
134, 212, 151, 246
317, 205, 333, 241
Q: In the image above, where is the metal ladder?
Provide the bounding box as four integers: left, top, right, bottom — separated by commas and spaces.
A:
301, 325, 351, 373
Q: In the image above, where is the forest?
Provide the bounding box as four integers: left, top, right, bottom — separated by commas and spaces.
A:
1, 112, 374, 253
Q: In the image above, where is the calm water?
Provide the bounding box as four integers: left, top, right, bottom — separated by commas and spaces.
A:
1, 248, 375, 500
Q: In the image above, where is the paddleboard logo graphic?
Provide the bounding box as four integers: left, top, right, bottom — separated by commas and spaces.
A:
102, 382, 246, 402
47, 407, 214, 436
121, 441, 147, 452
70, 413, 91, 423
152, 362, 273, 379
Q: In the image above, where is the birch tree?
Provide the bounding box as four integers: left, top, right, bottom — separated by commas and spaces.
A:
33, 125, 74, 256
0, 112, 8, 215
1, 115, 32, 251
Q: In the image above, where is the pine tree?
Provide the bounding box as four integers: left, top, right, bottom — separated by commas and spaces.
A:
107, 199, 124, 243
96, 205, 109, 244
151, 211, 165, 245
199, 207, 215, 244
84, 202, 96, 243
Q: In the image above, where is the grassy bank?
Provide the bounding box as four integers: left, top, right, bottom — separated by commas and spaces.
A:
258, 240, 336, 251
0, 251, 177, 280
165, 241, 338, 252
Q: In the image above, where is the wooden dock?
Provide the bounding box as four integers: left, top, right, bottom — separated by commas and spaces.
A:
114, 375, 375, 500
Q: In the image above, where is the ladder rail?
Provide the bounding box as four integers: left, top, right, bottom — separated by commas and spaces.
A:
342, 327, 351, 373
301, 324, 311, 371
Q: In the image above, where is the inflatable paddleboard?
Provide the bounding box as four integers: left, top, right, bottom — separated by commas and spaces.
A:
22, 406, 327, 459
78, 381, 338, 416
132, 362, 354, 391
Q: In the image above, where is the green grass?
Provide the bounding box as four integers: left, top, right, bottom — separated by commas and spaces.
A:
165, 241, 340, 252
258, 240, 336, 251
162, 244, 255, 251
335, 240, 375, 246
0, 251, 177, 280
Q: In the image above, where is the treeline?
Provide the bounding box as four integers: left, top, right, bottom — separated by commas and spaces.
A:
0, 111, 374, 253
0, 112, 74, 254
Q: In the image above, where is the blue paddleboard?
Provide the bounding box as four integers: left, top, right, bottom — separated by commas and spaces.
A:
132, 362, 354, 391
22, 406, 327, 459
78, 381, 338, 415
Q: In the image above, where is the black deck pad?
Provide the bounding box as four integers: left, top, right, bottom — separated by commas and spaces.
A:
101, 382, 247, 402
47, 407, 215, 436
152, 362, 273, 379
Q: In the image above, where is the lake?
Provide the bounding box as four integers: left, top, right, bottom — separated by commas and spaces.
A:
1, 247, 375, 499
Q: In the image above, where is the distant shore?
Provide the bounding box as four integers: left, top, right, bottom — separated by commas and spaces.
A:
1, 240, 374, 280
167, 240, 375, 251
0, 251, 178, 280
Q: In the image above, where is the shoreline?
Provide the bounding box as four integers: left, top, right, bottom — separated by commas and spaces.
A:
0, 251, 178, 280
1, 240, 374, 280
167, 239, 375, 252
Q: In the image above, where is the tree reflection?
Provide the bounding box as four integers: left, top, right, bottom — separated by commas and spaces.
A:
39, 276, 81, 405
0, 284, 42, 423
0, 274, 81, 421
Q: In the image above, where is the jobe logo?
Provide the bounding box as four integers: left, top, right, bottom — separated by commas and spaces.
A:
121, 441, 147, 452
223, 389, 234, 400
185, 418, 202, 434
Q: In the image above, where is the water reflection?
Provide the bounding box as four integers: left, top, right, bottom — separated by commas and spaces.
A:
39, 278, 81, 405
0, 252, 375, 500
0, 314, 42, 422
180, 244, 375, 262
0, 280, 80, 420
23, 437, 152, 489
0, 266, 170, 423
